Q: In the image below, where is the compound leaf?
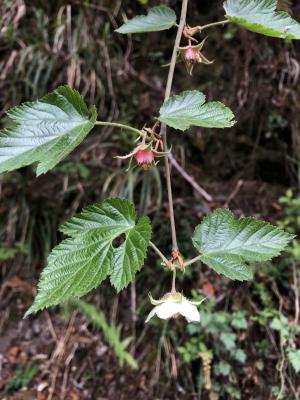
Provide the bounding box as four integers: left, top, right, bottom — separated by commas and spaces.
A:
116, 6, 176, 34
0, 85, 97, 176
192, 209, 294, 281
158, 91, 235, 131
224, 0, 300, 39
25, 198, 151, 316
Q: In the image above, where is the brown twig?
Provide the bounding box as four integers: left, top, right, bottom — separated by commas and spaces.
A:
224, 179, 243, 207
47, 312, 77, 400
45, 311, 58, 343
169, 153, 213, 202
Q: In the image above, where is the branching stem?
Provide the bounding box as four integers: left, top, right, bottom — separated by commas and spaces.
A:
160, 0, 188, 257
95, 121, 141, 135
150, 243, 203, 269
99, 4, 223, 292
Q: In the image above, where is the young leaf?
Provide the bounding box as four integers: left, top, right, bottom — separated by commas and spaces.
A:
0, 86, 97, 176
158, 91, 235, 131
224, 0, 300, 39
25, 198, 151, 316
116, 6, 176, 34
192, 209, 294, 281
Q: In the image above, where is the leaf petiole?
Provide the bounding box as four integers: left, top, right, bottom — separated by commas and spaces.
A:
199, 19, 230, 31
185, 20, 230, 36
149, 241, 171, 267
95, 121, 141, 135
183, 255, 202, 268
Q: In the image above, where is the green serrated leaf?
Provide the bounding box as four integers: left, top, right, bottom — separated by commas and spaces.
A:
0, 86, 97, 176
25, 198, 151, 316
224, 0, 300, 39
192, 209, 294, 281
116, 6, 176, 34
158, 91, 235, 131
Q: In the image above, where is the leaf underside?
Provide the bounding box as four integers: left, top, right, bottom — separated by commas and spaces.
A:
116, 6, 177, 34
25, 198, 151, 316
224, 0, 300, 39
0, 85, 97, 176
192, 208, 294, 281
158, 91, 236, 131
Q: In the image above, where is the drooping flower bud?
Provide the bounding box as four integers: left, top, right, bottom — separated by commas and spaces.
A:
178, 38, 213, 75
146, 292, 205, 323
182, 45, 199, 75
116, 129, 170, 171
134, 148, 156, 170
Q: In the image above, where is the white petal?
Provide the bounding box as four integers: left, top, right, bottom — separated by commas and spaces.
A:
155, 302, 180, 320
179, 301, 200, 323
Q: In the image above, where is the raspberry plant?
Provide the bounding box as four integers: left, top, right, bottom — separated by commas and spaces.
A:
0, 0, 298, 321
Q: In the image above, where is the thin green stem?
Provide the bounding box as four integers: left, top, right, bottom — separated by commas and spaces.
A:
95, 121, 141, 135
199, 19, 230, 31
183, 255, 202, 268
160, 0, 188, 255
149, 241, 170, 267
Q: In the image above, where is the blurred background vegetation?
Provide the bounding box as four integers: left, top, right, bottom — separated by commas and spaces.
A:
0, 0, 300, 399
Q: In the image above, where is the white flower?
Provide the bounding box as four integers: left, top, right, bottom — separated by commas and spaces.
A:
145, 292, 205, 323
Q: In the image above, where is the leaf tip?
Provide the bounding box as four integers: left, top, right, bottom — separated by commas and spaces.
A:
23, 305, 36, 318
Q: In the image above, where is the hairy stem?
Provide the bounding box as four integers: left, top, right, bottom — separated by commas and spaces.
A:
161, 0, 188, 254
95, 121, 141, 135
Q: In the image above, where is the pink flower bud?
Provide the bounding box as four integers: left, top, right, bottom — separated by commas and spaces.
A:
134, 148, 155, 170
178, 39, 213, 75
185, 46, 197, 62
